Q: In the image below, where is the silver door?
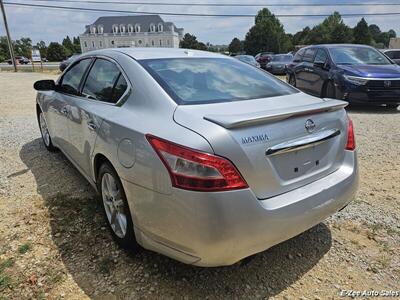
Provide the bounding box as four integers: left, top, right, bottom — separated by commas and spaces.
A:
66, 57, 130, 178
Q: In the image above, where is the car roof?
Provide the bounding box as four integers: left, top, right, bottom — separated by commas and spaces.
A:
304, 44, 375, 49
109, 47, 225, 60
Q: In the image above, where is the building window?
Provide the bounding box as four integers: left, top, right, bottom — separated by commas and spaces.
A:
113, 25, 119, 33
159, 39, 162, 46
90, 26, 96, 34
84, 41, 87, 48
99, 41, 102, 47
134, 24, 140, 33
151, 40, 154, 46
111, 40, 115, 46
97, 25, 103, 34
92, 41, 95, 48
120, 24, 125, 33
167, 39, 170, 45
138, 40, 142, 45
150, 23, 156, 32
158, 23, 163, 32
128, 24, 134, 33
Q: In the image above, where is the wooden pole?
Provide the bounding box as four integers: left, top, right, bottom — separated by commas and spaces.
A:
0, 0, 17, 72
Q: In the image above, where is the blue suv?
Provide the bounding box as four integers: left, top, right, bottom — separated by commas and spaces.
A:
286, 44, 400, 109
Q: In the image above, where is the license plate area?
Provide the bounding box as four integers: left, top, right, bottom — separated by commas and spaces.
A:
269, 141, 331, 181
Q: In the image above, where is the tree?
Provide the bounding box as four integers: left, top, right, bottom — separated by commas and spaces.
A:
228, 37, 242, 54
244, 8, 291, 55
62, 36, 74, 56
14, 37, 32, 58
353, 18, 372, 45
369, 24, 381, 42
72, 36, 82, 54
0, 36, 9, 62
36, 41, 47, 59
180, 33, 207, 50
46, 42, 66, 61
303, 12, 353, 44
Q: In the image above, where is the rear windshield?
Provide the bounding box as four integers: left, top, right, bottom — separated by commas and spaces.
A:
139, 58, 297, 104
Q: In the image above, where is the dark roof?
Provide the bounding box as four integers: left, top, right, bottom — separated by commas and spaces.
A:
84, 15, 182, 34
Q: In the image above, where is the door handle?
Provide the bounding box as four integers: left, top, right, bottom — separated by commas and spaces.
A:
87, 121, 98, 131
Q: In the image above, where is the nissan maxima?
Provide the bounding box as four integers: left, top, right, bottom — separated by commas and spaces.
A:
34, 48, 358, 267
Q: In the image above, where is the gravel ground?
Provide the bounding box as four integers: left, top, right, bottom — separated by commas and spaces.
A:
0, 72, 399, 299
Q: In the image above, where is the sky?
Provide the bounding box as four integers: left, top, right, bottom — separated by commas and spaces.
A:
0, 0, 400, 45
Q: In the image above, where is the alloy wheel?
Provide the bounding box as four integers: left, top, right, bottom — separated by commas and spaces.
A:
101, 173, 128, 238
39, 113, 51, 147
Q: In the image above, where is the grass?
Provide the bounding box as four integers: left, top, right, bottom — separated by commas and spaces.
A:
0, 274, 12, 292
18, 243, 31, 255
0, 258, 15, 292
0, 259, 14, 273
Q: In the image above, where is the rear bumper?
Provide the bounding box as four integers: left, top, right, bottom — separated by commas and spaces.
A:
122, 151, 358, 267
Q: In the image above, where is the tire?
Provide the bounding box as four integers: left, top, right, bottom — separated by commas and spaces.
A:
38, 110, 57, 152
288, 74, 296, 87
386, 104, 399, 110
97, 162, 139, 251
325, 81, 336, 99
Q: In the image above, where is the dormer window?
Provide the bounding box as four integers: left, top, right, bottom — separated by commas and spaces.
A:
134, 24, 140, 33
113, 25, 119, 33
120, 24, 125, 33
150, 23, 156, 32
158, 23, 163, 32
97, 25, 103, 34
128, 24, 134, 33
90, 26, 96, 34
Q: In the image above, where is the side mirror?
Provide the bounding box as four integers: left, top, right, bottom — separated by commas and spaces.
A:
33, 80, 55, 91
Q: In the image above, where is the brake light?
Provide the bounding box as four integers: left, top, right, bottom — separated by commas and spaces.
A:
146, 135, 248, 191
346, 117, 356, 151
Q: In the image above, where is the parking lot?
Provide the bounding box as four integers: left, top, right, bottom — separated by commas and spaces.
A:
0, 72, 399, 299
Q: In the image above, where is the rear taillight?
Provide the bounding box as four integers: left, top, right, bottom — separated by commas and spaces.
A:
146, 135, 248, 191
346, 117, 356, 151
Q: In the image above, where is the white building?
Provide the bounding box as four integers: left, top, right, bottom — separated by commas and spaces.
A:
79, 15, 184, 53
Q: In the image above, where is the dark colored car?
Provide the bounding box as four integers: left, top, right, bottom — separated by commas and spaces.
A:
59, 54, 80, 71
255, 52, 274, 69
286, 44, 400, 108
234, 55, 261, 67
382, 49, 400, 65
265, 54, 293, 75
7, 56, 30, 65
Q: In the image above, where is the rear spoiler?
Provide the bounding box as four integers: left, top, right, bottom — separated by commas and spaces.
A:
203, 99, 348, 129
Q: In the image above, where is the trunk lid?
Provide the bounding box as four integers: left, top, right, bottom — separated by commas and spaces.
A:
173, 94, 349, 199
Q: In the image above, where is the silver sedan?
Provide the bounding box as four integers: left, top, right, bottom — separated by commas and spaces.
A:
34, 48, 358, 267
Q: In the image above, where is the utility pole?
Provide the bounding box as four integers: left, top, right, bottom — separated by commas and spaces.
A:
0, 0, 17, 72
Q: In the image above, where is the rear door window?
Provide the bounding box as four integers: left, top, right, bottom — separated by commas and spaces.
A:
82, 58, 128, 104
303, 48, 316, 62
59, 59, 92, 95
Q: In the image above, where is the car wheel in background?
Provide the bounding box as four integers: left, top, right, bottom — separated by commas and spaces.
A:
386, 104, 399, 110
98, 162, 139, 251
38, 111, 57, 152
288, 75, 296, 87
325, 81, 336, 99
